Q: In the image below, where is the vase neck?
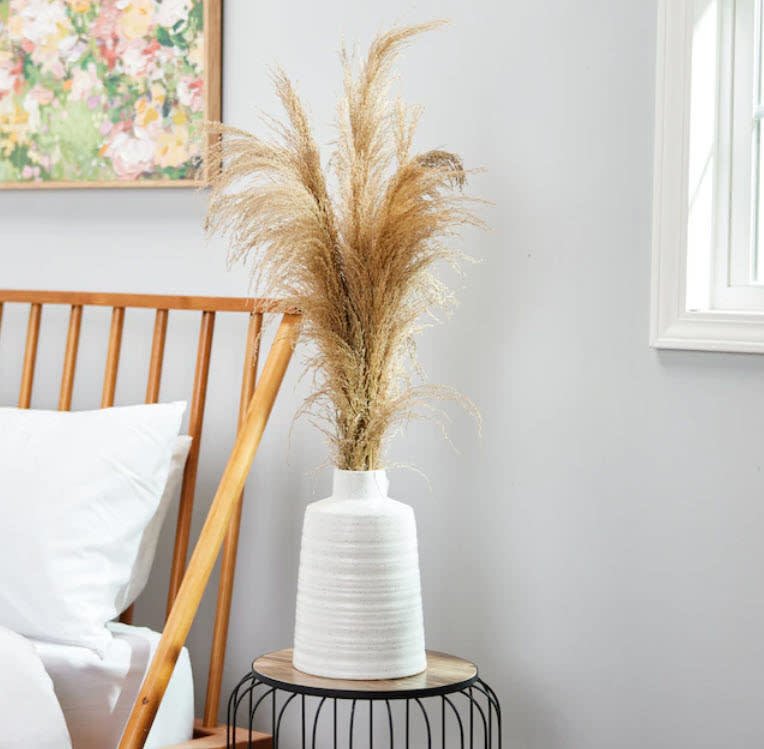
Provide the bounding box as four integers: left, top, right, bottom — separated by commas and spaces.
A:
332, 469, 389, 500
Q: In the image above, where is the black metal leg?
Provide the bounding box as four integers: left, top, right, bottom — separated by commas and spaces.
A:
468, 687, 474, 749
487, 694, 491, 747
248, 681, 254, 749
478, 680, 501, 720
232, 678, 259, 727
442, 696, 446, 748
312, 697, 327, 749
443, 695, 465, 748
477, 680, 502, 749
350, 699, 357, 749
227, 675, 241, 745
228, 671, 257, 744
472, 680, 502, 748
272, 688, 276, 747
275, 692, 297, 746
413, 698, 432, 748
301, 694, 306, 749
459, 689, 488, 746
249, 688, 276, 732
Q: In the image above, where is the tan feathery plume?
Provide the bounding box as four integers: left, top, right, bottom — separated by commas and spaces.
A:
205, 21, 485, 470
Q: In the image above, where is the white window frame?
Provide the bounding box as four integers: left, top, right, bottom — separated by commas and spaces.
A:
651, 0, 764, 352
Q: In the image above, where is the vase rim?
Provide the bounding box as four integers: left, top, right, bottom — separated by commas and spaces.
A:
332, 467, 389, 499
333, 467, 387, 474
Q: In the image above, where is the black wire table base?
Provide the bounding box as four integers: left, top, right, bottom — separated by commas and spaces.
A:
227, 666, 502, 748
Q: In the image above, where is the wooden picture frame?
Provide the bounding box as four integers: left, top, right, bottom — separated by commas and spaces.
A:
0, 0, 221, 189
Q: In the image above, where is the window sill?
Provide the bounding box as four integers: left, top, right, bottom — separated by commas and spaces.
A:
651, 308, 764, 353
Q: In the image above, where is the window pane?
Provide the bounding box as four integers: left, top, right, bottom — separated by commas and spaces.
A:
687, 0, 719, 310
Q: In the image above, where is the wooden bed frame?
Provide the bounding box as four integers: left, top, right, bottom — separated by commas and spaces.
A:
0, 290, 300, 749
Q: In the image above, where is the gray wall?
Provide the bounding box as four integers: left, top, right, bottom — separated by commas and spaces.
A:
3, 1, 764, 747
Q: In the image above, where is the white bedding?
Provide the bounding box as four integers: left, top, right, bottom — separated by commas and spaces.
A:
0, 625, 72, 749
32, 622, 194, 749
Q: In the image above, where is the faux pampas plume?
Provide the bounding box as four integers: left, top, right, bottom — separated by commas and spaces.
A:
205, 21, 485, 470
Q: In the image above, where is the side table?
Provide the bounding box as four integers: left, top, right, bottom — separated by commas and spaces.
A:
227, 649, 501, 748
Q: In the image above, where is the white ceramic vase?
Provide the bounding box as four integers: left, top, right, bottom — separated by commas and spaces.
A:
292, 469, 426, 680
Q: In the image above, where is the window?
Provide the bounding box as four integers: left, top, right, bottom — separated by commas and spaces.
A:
651, 0, 764, 351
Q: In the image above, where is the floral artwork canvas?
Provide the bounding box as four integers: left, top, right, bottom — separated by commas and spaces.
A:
0, 0, 221, 188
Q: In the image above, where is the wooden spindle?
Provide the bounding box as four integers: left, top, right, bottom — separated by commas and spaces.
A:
101, 307, 125, 408
166, 310, 215, 614
146, 308, 168, 404
18, 303, 42, 408
203, 312, 263, 726
58, 305, 83, 411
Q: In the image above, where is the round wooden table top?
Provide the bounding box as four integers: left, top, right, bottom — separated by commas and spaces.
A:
251, 650, 479, 699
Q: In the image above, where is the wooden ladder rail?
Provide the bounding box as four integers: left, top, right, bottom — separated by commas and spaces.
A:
117, 313, 300, 749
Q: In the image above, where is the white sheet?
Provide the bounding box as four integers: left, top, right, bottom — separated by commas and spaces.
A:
33, 621, 194, 749
0, 624, 72, 749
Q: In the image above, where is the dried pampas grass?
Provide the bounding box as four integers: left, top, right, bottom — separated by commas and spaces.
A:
205, 21, 485, 470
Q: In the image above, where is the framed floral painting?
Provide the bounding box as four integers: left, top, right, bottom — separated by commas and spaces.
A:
0, 0, 221, 188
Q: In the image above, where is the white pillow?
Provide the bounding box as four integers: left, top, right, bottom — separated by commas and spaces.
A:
117, 435, 192, 613
0, 402, 186, 655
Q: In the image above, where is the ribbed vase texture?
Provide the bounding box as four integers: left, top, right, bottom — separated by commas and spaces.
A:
292, 469, 427, 679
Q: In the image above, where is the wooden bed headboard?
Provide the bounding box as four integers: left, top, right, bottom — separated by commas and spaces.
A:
0, 289, 297, 738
